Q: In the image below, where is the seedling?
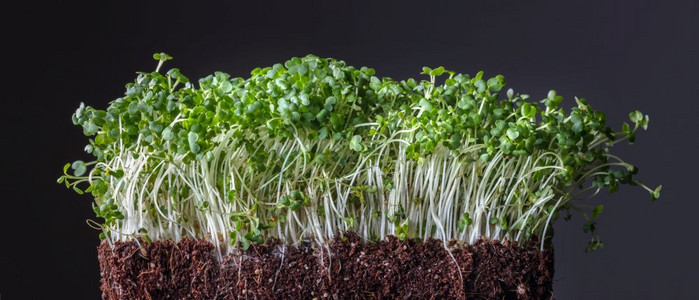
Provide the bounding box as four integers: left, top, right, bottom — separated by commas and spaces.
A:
60, 54, 659, 253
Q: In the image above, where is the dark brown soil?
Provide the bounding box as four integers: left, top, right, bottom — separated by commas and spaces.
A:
98, 233, 553, 299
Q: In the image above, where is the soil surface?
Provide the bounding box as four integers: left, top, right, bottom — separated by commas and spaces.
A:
98, 233, 553, 299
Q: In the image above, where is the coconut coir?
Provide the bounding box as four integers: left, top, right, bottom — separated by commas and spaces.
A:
98, 233, 553, 299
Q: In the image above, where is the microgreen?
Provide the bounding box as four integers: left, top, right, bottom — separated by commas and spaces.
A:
61, 53, 660, 253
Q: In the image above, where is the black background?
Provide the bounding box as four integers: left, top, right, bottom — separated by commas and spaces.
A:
3, 0, 698, 298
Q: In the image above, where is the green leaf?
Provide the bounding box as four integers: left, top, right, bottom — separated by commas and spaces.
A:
641, 115, 649, 130
474, 79, 486, 93
300, 94, 310, 106
520, 103, 536, 118
350, 135, 363, 152
458, 212, 472, 231
318, 127, 329, 139
239, 235, 251, 250
71, 160, 87, 176
592, 205, 604, 218
153, 52, 172, 61
586, 239, 604, 252
500, 216, 509, 230
197, 200, 209, 211
370, 77, 382, 90
229, 232, 237, 245
246, 230, 264, 243
473, 71, 484, 81
278, 190, 308, 211
512, 149, 528, 156
652, 185, 662, 201
629, 110, 643, 123
325, 96, 337, 109
419, 99, 433, 111
449, 133, 462, 148
583, 221, 596, 233
112, 169, 125, 179
188, 132, 199, 153
430, 66, 445, 77
486, 75, 504, 92
162, 127, 174, 141
330, 113, 343, 130
622, 122, 631, 134
316, 109, 329, 121
506, 128, 519, 140
73, 185, 84, 195
570, 114, 584, 133
396, 221, 408, 240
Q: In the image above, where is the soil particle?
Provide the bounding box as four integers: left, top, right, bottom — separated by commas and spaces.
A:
98, 233, 553, 299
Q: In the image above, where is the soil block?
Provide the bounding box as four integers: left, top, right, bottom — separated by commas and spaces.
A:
98, 233, 553, 299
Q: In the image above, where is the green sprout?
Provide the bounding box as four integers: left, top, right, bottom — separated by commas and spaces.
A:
60, 53, 660, 253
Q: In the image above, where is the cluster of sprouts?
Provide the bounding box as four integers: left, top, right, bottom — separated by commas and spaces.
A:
59, 53, 660, 253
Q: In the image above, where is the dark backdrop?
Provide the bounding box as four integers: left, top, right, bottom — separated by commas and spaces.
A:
3, 0, 698, 299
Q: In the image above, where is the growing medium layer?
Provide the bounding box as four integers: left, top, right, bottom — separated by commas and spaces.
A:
60, 53, 659, 253
98, 234, 553, 300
